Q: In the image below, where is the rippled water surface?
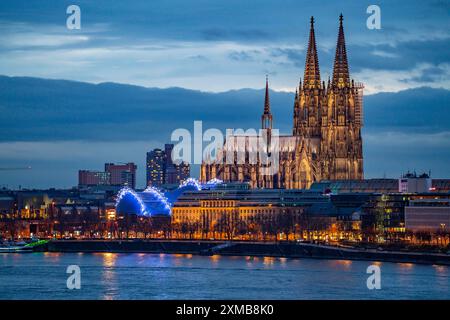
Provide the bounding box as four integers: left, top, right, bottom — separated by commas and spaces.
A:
0, 253, 449, 299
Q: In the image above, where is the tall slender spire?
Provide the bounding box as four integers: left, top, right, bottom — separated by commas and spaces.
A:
263, 74, 270, 114
262, 75, 273, 130
303, 16, 321, 89
332, 14, 350, 87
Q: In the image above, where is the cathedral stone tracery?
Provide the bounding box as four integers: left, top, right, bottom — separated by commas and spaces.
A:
201, 15, 364, 189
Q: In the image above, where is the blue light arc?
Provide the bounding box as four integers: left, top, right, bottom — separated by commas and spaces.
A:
115, 178, 225, 216
116, 186, 171, 217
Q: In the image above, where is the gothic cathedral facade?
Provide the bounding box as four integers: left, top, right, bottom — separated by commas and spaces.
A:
201, 15, 364, 189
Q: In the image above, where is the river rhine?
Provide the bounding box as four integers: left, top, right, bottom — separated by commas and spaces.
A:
0, 252, 448, 299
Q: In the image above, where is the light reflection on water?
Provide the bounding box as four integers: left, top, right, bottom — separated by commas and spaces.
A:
0, 252, 448, 300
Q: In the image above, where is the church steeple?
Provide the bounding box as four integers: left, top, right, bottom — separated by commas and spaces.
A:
261, 75, 273, 130
263, 75, 271, 114
332, 14, 350, 87
304, 16, 321, 89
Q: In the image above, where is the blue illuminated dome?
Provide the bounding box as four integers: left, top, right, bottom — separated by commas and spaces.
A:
166, 178, 202, 203
116, 187, 171, 217
205, 178, 223, 189
116, 178, 224, 216
180, 178, 202, 191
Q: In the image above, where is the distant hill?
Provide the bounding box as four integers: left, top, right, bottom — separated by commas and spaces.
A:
0, 75, 449, 142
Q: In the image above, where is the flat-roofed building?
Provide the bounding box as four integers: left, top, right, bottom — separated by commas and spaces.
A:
173, 184, 328, 224
399, 172, 432, 193
105, 162, 137, 188
78, 170, 111, 187
405, 199, 450, 232
310, 178, 450, 194
310, 179, 399, 194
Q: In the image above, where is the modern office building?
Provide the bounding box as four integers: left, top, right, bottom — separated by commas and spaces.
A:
78, 170, 111, 187
310, 179, 399, 194
146, 144, 190, 187
146, 148, 165, 187
105, 163, 137, 188
79, 163, 137, 189
405, 199, 450, 232
310, 178, 450, 194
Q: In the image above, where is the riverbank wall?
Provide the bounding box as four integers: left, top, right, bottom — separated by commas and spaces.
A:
37, 240, 450, 265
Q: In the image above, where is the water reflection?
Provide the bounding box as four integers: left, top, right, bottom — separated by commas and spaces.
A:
1, 253, 448, 300
100, 253, 118, 300
398, 263, 414, 269
102, 252, 117, 268
209, 254, 220, 266
330, 259, 353, 270
432, 265, 447, 274
263, 257, 275, 266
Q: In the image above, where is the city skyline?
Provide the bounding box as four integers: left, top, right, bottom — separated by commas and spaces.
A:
0, 1, 449, 304
0, 1, 449, 188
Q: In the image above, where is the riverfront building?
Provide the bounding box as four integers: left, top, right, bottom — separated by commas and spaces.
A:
172, 182, 363, 241
1, 181, 450, 244
405, 199, 450, 233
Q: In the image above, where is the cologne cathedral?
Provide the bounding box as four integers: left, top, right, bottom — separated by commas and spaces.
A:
201, 15, 364, 189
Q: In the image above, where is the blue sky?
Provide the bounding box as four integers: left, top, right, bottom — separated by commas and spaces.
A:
0, 1, 449, 188
0, 0, 449, 93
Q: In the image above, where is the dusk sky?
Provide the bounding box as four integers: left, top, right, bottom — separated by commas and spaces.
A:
0, 0, 449, 188
0, 0, 449, 93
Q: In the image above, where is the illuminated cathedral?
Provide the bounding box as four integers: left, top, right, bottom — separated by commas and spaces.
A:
201, 15, 364, 189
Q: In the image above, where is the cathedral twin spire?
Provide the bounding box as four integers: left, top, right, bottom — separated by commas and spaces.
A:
304, 16, 321, 89
265, 15, 352, 129
302, 14, 350, 90
203, 13, 363, 188
332, 14, 350, 87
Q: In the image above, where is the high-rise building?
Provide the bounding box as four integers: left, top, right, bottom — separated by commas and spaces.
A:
146, 149, 165, 187
105, 163, 137, 188
201, 15, 364, 189
164, 144, 178, 184
146, 144, 190, 187
78, 170, 110, 186
177, 162, 190, 183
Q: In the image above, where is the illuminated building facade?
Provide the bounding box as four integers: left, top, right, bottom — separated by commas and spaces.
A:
201, 15, 364, 189
146, 144, 190, 187
146, 148, 165, 187
171, 182, 360, 240
78, 170, 111, 187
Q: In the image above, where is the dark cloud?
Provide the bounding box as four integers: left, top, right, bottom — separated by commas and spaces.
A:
228, 50, 259, 62
265, 37, 450, 80
1, 77, 450, 188
1, 76, 449, 143
402, 66, 448, 84
201, 28, 270, 41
